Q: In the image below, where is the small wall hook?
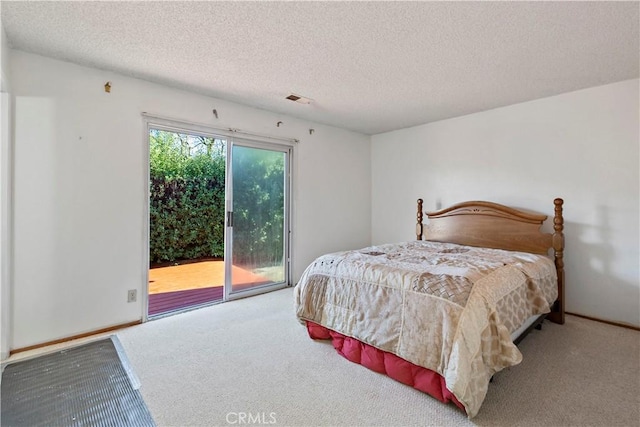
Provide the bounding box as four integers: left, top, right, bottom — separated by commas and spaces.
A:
277, 121, 283, 127
104, 82, 111, 93
309, 128, 315, 135
212, 109, 218, 119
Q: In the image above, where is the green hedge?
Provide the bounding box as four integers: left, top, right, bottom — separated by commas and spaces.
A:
149, 176, 225, 263
149, 130, 285, 268
149, 130, 226, 264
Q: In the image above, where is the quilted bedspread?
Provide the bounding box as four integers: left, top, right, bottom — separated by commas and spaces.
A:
294, 240, 557, 417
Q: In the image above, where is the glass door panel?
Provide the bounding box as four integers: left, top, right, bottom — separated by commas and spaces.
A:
229, 144, 288, 294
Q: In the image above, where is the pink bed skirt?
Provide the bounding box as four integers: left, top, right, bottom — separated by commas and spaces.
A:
306, 321, 465, 413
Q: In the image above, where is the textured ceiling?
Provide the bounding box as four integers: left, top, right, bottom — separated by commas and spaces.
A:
1, 1, 638, 135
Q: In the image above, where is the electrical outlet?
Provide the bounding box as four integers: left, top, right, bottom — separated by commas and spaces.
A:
127, 289, 137, 303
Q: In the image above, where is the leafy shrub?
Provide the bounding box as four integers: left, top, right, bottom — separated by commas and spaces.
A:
149, 130, 226, 264
149, 130, 285, 269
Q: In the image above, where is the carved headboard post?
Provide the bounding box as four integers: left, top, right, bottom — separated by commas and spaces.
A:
416, 199, 423, 240
548, 198, 565, 324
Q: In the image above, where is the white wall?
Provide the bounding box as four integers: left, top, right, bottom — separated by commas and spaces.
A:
372, 79, 640, 327
10, 50, 371, 349
0, 23, 9, 92
8, 50, 637, 350
0, 23, 12, 360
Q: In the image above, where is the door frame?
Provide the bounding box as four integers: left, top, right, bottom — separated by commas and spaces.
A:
141, 115, 294, 321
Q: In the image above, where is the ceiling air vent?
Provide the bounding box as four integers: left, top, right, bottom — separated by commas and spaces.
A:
286, 94, 312, 104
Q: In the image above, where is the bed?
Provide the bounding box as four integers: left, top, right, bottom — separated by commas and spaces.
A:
294, 198, 565, 417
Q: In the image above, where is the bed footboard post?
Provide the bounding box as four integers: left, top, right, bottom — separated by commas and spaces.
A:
548, 198, 565, 324
416, 199, 423, 240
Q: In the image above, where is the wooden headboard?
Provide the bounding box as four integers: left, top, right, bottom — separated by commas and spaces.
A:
416, 198, 565, 324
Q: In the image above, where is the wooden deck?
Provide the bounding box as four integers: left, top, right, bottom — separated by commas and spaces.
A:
148, 260, 268, 317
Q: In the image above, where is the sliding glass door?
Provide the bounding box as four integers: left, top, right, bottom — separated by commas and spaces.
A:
226, 141, 289, 298
145, 118, 291, 318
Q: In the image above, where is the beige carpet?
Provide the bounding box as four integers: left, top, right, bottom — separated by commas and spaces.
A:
116, 288, 640, 427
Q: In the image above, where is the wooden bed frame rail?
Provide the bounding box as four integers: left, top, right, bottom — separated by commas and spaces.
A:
416, 198, 565, 324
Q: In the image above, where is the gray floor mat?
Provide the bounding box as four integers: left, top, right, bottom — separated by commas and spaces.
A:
1, 337, 155, 427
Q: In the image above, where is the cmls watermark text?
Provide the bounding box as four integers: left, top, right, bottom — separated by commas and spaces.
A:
226, 412, 277, 425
